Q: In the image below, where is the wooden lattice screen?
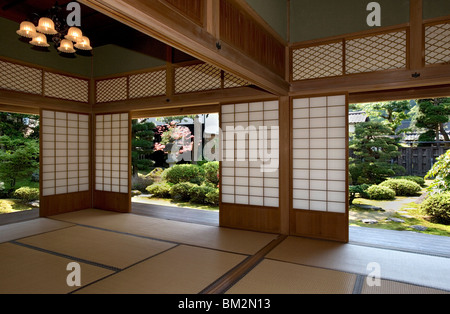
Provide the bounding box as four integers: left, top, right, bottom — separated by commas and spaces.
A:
425, 21, 450, 65
291, 28, 408, 81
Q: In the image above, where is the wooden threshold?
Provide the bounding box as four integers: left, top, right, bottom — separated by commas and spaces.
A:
200, 234, 287, 294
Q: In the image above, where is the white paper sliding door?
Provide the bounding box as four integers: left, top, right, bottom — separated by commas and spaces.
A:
220, 100, 280, 233
94, 112, 131, 212
40, 109, 91, 216
291, 95, 349, 242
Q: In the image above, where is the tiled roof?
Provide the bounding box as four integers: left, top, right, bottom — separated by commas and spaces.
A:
349, 111, 369, 124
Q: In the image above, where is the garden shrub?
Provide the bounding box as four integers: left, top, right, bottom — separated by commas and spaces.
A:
202, 161, 219, 185
379, 179, 421, 196
420, 193, 450, 224
146, 182, 172, 198
205, 188, 219, 206
163, 164, 205, 185
366, 185, 396, 200
131, 173, 154, 192
13, 187, 39, 202
349, 184, 371, 204
393, 176, 425, 186
170, 182, 197, 201
189, 184, 216, 204
426, 150, 450, 195
147, 168, 165, 183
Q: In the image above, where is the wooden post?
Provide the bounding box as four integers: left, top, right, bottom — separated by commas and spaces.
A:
409, 0, 424, 70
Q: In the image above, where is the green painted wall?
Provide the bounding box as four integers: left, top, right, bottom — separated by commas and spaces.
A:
92, 44, 166, 78
245, 0, 288, 40
0, 17, 92, 77
290, 0, 410, 43
423, 0, 450, 19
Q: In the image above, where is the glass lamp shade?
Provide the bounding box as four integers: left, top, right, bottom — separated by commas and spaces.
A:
16, 21, 37, 38
30, 33, 50, 47
58, 39, 76, 53
36, 17, 57, 35
74, 36, 92, 50
65, 27, 83, 42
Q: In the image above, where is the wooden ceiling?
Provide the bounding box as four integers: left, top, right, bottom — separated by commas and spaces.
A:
0, 0, 195, 62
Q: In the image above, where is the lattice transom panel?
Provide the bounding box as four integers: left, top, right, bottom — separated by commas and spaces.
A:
0, 60, 42, 95
346, 31, 407, 74
425, 23, 450, 65
292, 42, 343, 80
223, 72, 250, 89
44, 72, 89, 103
129, 70, 166, 99
96, 77, 128, 103
175, 63, 222, 94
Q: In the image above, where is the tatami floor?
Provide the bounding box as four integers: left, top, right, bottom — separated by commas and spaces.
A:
0, 208, 449, 294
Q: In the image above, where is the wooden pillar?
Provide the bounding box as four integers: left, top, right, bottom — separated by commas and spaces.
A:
409, 0, 424, 70
279, 96, 290, 235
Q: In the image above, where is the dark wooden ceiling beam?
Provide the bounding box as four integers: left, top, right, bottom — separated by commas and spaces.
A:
78, 0, 290, 96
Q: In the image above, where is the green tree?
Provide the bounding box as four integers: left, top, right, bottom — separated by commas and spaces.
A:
415, 98, 450, 146
371, 100, 411, 135
349, 121, 404, 184
131, 119, 156, 175
0, 136, 39, 190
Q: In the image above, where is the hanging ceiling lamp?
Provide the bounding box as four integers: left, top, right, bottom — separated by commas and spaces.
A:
30, 33, 50, 47
16, 21, 36, 38
35, 17, 58, 35
65, 27, 82, 42
57, 39, 76, 53
74, 36, 92, 51
15, 3, 92, 55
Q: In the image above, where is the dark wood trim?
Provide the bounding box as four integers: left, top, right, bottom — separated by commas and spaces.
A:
220, 203, 281, 234
132, 104, 220, 119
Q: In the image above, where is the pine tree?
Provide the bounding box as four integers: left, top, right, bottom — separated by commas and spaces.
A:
415, 98, 450, 146
131, 119, 156, 175
349, 121, 404, 184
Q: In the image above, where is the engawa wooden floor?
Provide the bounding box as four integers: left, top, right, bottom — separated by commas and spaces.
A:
0, 206, 449, 294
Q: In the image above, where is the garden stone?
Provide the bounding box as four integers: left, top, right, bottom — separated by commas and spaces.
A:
357, 204, 384, 211
361, 219, 378, 224
410, 225, 428, 231
400, 215, 413, 219
389, 217, 405, 223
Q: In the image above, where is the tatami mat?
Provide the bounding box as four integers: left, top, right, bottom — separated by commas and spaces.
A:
51, 209, 277, 255
266, 236, 450, 292
227, 259, 356, 294
0, 218, 73, 243
361, 278, 450, 294
75, 245, 246, 294
17, 225, 176, 269
0, 242, 113, 294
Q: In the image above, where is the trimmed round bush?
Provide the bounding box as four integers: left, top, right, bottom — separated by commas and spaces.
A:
205, 188, 219, 206
393, 176, 425, 187
163, 164, 205, 185
189, 185, 216, 204
366, 185, 396, 200
379, 179, 421, 196
146, 182, 172, 198
420, 193, 450, 224
202, 161, 219, 185
170, 182, 197, 201
13, 187, 39, 202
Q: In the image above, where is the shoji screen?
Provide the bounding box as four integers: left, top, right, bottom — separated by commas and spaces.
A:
291, 95, 348, 242
40, 109, 91, 216
220, 100, 280, 233
94, 112, 131, 212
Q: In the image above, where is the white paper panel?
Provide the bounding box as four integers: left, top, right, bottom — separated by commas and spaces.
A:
95, 113, 129, 194
41, 110, 90, 196
220, 101, 279, 207
292, 96, 347, 213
